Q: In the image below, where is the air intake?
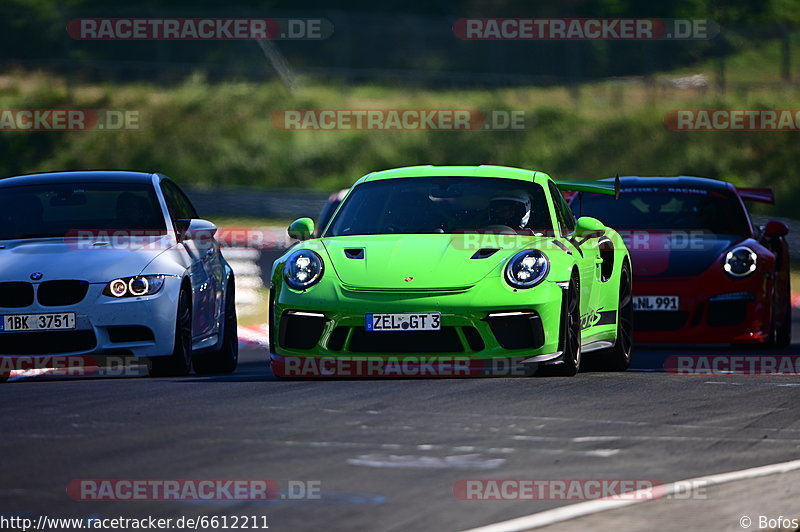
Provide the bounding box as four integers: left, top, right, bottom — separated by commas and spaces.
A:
344, 248, 365, 259
471, 248, 500, 259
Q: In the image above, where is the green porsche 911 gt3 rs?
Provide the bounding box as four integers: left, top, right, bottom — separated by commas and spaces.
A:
269, 165, 632, 378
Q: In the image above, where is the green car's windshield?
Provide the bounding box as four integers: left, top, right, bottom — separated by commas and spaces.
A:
324, 177, 553, 237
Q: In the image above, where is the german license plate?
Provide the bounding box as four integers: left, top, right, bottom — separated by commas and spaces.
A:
632, 296, 679, 312
0, 312, 76, 331
366, 313, 441, 331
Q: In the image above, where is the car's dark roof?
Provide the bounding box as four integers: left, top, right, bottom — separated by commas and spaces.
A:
0, 171, 157, 188
603, 176, 734, 192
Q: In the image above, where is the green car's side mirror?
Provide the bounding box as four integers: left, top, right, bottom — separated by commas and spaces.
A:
575, 216, 605, 237
288, 218, 315, 241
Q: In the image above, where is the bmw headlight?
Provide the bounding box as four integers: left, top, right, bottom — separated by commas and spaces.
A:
724, 246, 757, 278
505, 249, 549, 289
104, 275, 166, 298
284, 249, 324, 290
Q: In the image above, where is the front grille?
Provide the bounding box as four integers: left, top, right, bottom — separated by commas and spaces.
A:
349, 327, 464, 353
327, 326, 348, 351
0, 282, 34, 308
279, 312, 327, 350
0, 330, 97, 355
485, 312, 545, 350
634, 311, 689, 331
107, 326, 155, 343
463, 326, 485, 351
707, 301, 748, 327
37, 281, 89, 306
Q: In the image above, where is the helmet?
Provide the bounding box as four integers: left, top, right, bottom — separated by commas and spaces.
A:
489, 193, 531, 229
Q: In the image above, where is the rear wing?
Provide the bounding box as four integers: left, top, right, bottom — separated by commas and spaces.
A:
737, 187, 774, 204
556, 174, 620, 200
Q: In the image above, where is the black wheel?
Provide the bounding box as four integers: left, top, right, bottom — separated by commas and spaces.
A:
193, 281, 239, 375
774, 277, 792, 348
538, 273, 581, 377
594, 261, 633, 371
149, 288, 193, 377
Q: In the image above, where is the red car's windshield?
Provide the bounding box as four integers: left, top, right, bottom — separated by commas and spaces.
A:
576, 187, 751, 237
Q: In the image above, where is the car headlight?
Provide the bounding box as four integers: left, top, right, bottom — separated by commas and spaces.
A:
505, 249, 549, 288
724, 246, 757, 278
284, 249, 324, 290
104, 275, 166, 298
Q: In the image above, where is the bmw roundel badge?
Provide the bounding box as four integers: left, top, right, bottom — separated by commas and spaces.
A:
30, 272, 43, 281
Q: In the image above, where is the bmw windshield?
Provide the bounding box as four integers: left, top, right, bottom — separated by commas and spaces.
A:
0, 182, 166, 240
324, 177, 553, 237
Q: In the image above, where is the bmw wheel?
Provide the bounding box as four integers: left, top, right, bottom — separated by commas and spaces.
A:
149, 288, 193, 377
193, 280, 239, 375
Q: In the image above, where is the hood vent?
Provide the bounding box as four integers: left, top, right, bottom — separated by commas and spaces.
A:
344, 248, 365, 259
471, 248, 500, 260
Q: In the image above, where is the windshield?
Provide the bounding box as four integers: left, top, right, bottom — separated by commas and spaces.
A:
0, 182, 167, 240
575, 186, 751, 236
324, 177, 553, 237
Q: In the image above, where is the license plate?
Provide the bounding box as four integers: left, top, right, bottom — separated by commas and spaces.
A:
366, 313, 441, 331
0, 313, 76, 332
633, 296, 680, 312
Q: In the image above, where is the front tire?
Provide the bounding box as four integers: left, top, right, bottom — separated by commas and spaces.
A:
774, 277, 792, 348
149, 288, 193, 377
193, 281, 239, 375
538, 273, 581, 377
594, 261, 633, 371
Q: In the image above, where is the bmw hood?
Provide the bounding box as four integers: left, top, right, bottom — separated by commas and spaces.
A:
0, 236, 177, 283
629, 233, 742, 277
321, 234, 549, 289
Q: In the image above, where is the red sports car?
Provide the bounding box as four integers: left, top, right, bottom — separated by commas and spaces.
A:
571, 176, 791, 346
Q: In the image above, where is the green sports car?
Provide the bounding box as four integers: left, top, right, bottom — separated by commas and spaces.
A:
269, 165, 632, 377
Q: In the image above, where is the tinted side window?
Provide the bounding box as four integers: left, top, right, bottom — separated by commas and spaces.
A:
548, 181, 575, 235
161, 180, 198, 221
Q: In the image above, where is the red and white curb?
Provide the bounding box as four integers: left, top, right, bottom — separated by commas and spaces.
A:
238, 324, 270, 347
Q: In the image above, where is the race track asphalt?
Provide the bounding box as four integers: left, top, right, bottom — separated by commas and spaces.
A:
2, 319, 799, 532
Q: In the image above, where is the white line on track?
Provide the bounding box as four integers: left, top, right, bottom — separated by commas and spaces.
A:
461, 458, 800, 532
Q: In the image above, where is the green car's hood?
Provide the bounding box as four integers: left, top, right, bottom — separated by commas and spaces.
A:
320, 234, 549, 290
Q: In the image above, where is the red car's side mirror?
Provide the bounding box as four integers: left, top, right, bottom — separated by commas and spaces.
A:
763, 220, 789, 238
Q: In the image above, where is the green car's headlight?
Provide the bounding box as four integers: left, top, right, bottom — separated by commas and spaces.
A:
104, 275, 165, 298
724, 246, 757, 277
505, 249, 549, 289
284, 250, 324, 290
